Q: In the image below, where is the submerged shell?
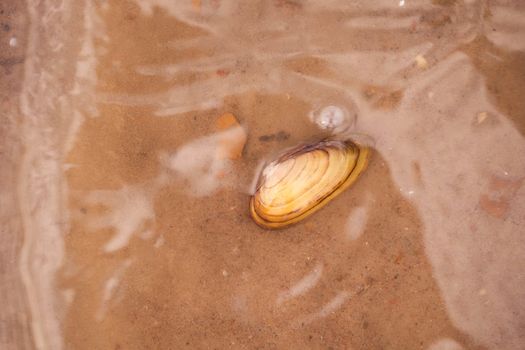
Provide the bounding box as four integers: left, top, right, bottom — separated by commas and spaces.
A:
250, 140, 370, 229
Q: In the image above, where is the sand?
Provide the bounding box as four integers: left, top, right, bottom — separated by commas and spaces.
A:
1, 1, 525, 349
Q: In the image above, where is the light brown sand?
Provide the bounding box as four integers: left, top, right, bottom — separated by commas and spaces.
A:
2, 1, 525, 349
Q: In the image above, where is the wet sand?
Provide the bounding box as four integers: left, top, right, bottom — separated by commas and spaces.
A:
2, 1, 525, 349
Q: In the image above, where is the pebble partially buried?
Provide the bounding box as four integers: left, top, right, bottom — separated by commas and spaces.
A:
250, 139, 370, 229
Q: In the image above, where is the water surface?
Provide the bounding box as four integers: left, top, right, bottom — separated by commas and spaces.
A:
9, 0, 525, 349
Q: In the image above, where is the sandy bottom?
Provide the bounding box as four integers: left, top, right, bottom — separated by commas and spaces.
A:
2, 1, 525, 349
63, 97, 481, 349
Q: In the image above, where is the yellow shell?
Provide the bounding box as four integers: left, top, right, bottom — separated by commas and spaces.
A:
250, 140, 370, 229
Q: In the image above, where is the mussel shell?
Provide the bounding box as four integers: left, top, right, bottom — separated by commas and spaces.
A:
250, 139, 370, 229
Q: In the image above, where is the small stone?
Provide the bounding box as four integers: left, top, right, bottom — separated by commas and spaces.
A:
215, 113, 247, 160
216, 112, 239, 130
192, 0, 201, 11
222, 270, 229, 277
216, 69, 229, 77
477, 112, 488, 124
479, 195, 509, 219
415, 54, 428, 69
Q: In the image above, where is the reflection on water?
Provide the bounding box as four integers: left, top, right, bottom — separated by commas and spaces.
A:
12, 0, 525, 349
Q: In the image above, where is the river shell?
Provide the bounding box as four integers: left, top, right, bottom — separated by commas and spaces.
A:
250, 139, 370, 229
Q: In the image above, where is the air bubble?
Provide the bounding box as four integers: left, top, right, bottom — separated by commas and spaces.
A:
309, 105, 356, 135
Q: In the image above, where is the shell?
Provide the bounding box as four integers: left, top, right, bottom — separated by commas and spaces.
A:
250, 139, 370, 229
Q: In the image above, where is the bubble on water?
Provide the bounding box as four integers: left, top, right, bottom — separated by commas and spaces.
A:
309, 105, 356, 135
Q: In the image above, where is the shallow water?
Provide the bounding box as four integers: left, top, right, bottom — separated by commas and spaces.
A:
3, 0, 525, 349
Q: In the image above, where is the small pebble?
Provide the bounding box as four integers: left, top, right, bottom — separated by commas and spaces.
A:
415, 54, 428, 69
477, 112, 488, 124
9, 37, 17, 47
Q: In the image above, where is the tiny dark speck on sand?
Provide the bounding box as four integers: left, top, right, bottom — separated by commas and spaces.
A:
259, 130, 290, 142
